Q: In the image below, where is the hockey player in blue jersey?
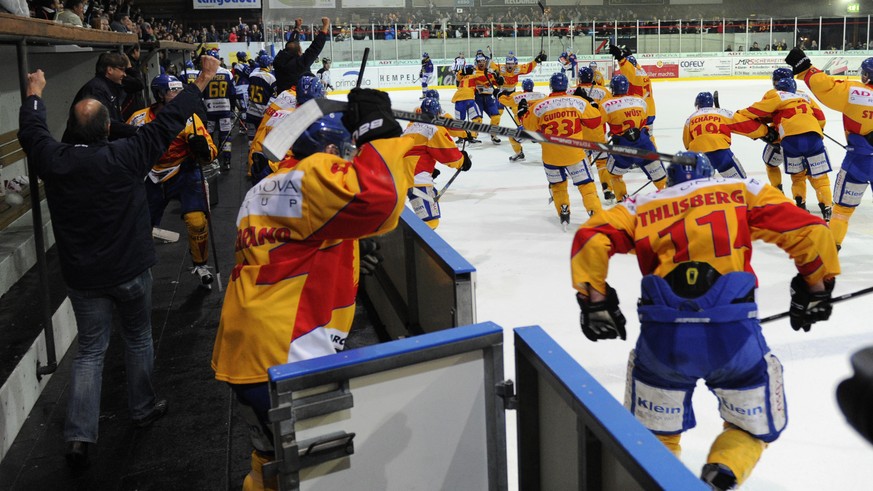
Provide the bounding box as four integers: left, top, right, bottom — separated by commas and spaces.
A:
245, 54, 277, 141
420, 53, 435, 100
233, 51, 251, 119
202, 49, 238, 171
559, 51, 578, 85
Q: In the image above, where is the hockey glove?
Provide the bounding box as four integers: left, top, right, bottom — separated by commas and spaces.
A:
622, 127, 641, 142
785, 47, 811, 75
761, 126, 780, 144
250, 152, 272, 182
789, 274, 835, 332
517, 98, 529, 119
534, 52, 547, 63
609, 44, 625, 61
578, 285, 627, 342
188, 134, 213, 164
495, 75, 506, 86
464, 65, 475, 76
359, 238, 382, 275
460, 150, 472, 171
431, 168, 441, 179
573, 86, 586, 97
342, 88, 402, 147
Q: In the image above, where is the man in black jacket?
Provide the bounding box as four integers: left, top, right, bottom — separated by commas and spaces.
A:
19, 55, 219, 471
273, 16, 331, 93
63, 51, 140, 142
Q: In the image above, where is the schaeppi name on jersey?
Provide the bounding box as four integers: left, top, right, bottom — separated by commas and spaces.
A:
639, 190, 745, 226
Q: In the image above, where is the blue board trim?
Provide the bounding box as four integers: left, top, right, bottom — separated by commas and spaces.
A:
269, 321, 502, 382
401, 208, 476, 274
514, 325, 707, 490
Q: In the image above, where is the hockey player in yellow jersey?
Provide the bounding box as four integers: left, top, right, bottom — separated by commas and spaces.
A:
609, 45, 657, 135
521, 72, 604, 229
404, 97, 473, 229
128, 74, 218, 288
589, 61, 606, 86
452, 64, 482, 143
683, 91, 771, 179
495, 51, 544, 125
574, 66, 615, 202
212, 89, 415, 491
759, 68, 796, 194
571, 151, 839, 491
737, 75, 833, 221
787, 47, 873, 248
497, 78, 545, 162
601, 75, 667, 200
473, 54, 505, 144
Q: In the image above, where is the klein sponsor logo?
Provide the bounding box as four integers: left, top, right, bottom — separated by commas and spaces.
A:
718, 397, 764, 416
637, 397, 681, 414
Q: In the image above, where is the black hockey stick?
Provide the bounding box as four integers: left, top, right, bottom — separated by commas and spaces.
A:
537, 1, 548, 56
760, 284, 873, 324
629, 179, 652, 197
824, 132, 847, 150
436, 137, 467, 202
713, 90, 720, 108
263, 99, 696, 165
197, 159, 223, 292
356, 47, 369, 87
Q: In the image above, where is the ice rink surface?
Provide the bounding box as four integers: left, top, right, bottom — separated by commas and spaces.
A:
370, 78, 873, 490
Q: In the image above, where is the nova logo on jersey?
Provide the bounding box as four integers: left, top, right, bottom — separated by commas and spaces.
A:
250, 170, 304, 218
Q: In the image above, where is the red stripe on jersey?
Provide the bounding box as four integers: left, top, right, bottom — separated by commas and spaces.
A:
292, 240, 356, 342
797, 255, 824, 277
746, 106, 772, 118
634, 236, 658, 275
844, 114, 862, 135
570, 223, 634, 257
748, 202, 827, 232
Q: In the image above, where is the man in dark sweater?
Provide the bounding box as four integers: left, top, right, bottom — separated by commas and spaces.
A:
273, 16, 331, 93
64, 51, 141, 142
18, 55, 219, 471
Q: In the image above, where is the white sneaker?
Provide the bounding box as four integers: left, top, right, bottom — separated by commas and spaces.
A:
192, 265, 214, 288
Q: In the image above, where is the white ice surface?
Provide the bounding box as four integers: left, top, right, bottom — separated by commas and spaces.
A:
378, 79, 873, 490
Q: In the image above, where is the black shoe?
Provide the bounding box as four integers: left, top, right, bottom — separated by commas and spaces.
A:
700, 463, 737, 491
603, 190, 615, 202
490, 134, 501, 144
65, 441, 91, 470
795, 196, 807, 211
133, 399, 168, 428
509, 152, 525, 162
819, 202, 832, 222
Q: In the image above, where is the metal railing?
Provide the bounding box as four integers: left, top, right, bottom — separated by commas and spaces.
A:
263, 16, 873, 63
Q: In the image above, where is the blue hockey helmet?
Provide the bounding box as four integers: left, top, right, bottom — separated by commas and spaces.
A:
421, 97, 442, 117
695, 91, 714, 108
772, 67, 792, 84
292, 112, 353, 160
422, 52, 430, 59
560, 51, 568, 59
506, 51, 518, 65
424, 89, 440, 99
206, 48, 220, 59
150, 73, 183, 103
257, 54, 273, 68
521, 78, 535, 92
667, 152, 714, 187
549, 72, 569, 93
185, 60, 194, 69
258, 49, 268, 56
861, 58, 873, 84
589, 61, 598, 68
774, 77, 796, 93
610, 74, 630, 95
577, 67, 594, 84
236, 51, 248, 61
297, 76, 325, 105
475, 54, 487, 64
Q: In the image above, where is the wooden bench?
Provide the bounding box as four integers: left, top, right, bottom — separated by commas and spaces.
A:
0, 130, 43, 231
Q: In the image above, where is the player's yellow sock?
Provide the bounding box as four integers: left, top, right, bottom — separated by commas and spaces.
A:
810, 174, 833, 207
765, 165, 783, 191
578, 182, 603, 216
184, 211, 209, 264
656, 433, 682, 458
653, 178, 667, 190
831, 204, 854, 246
242, 450, 278, 491
706, 424, 767, 486
610, 174, 628, 201
791, 171, 808, 207
550, 181, 570, 216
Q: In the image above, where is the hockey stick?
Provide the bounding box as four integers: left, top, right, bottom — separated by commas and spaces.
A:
263, 99, 697, 165
435, 138, 467, 202
713, 90, 720, 108
760, 284, 873, 324
824, 132, 847, 150
197, 159, 223, 292
356, 47, 370, 87
629, 179, 652, 197
537, 1, 548, 56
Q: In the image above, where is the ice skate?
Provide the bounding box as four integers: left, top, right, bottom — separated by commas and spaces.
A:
509, 152, 525, 162
700, 463, 737, 491
795, 196, 807, 211
603, 189, 615, 204
490, 134, 501, 144
819, 202, 832, 222
192, 264, 214, 289
560, 205, 570, 232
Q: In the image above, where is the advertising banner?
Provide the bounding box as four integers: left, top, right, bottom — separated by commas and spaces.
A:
268, 0, 335, 8
193, 0, 260, 8
678, 57, 732, 77
343, 0, 403, 7
640, 60, 679, 78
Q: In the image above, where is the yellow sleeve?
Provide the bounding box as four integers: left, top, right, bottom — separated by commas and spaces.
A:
519, 61, 536, 75
682, 120, 692, 149
570, 205, 638, 294
738, 90, 781, 121
804, 69, 849, 113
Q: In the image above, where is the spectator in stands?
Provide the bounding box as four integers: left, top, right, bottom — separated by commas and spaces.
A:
250, 23, 263, 41
811, 40, 819, 50
273, 16, 331, 93
32, 0, 59, 20
140, 22, 156, 42
121, 43, 148, 120
110, 12, 129, 32
18, 55, 220, 472
228, 26, 238, 42
750, 41, 761, 51
55, 0, 86, 27
63, 51, 139, 142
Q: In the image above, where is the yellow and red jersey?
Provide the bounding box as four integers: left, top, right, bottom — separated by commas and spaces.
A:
498, 90, 546, 113
261, 87, 297, 125
452, 72, 477, 102
248, 108, 295, 176
212, 136, 416, 384
737, 89, 826, 139
571, 177, 840, 295
601, 94, 648, 136
618, 59, 656, 120
402, 122, 465, 179
576, 83, 612, 105
521, 92, 602, 166
497, 61, 537, 90
802, 68, 873, 136
127, 105, 217, 182
682, 107, 767, 153
472, 68, 501, 95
